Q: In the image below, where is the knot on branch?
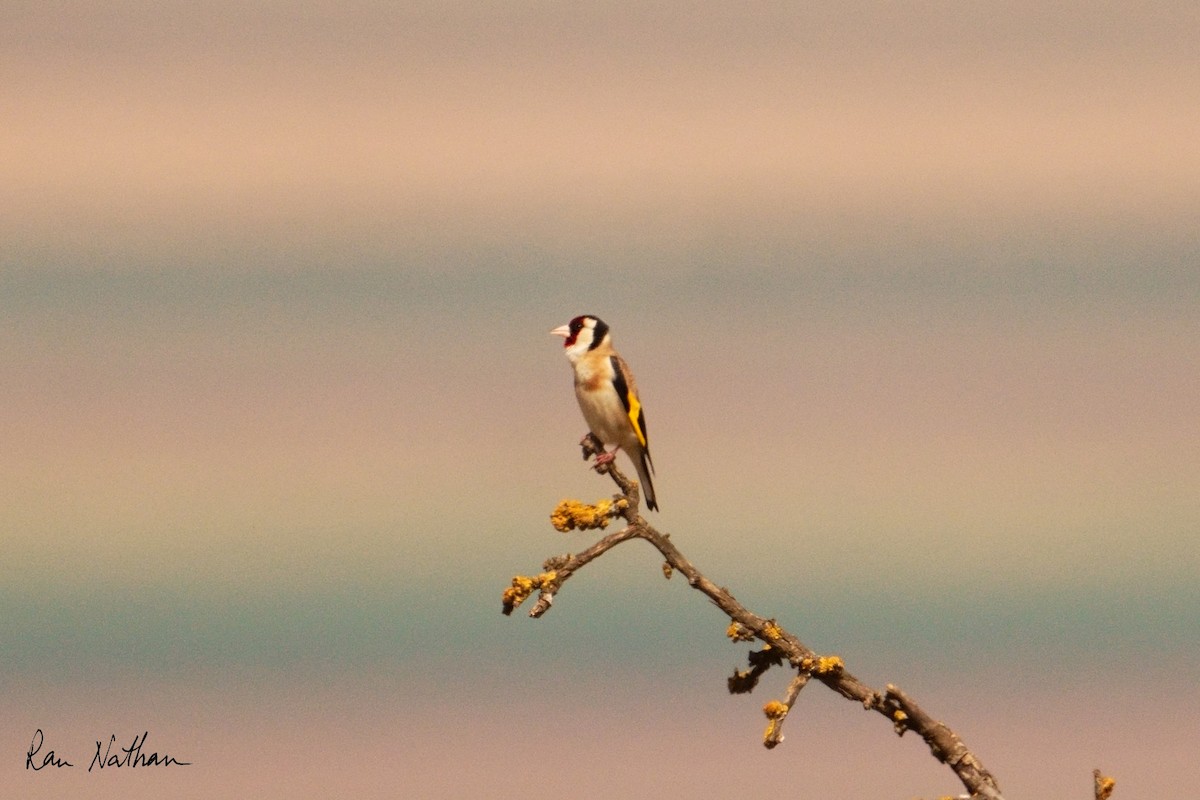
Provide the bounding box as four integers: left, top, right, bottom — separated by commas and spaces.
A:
882, 684, 912, 735
580, 432, 607, 460
727, 637, 786, 695
726, 621, 757, 643
748, 644, 786, 669
501, 571, 557, 616
551, 498, 627, 532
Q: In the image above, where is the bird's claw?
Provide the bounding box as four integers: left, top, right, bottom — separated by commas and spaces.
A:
580, 433, 617, 473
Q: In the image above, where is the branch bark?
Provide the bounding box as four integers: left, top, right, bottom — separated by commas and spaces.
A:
503, 443, 1109, 799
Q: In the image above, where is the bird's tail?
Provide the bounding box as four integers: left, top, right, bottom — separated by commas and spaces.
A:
635, 448, 658, 512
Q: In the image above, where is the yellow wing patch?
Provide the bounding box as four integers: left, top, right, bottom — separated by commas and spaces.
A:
627, 394, 646, 447
609, 354, 648, 449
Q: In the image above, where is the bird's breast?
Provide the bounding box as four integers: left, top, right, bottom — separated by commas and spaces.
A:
574, 383, 625, 442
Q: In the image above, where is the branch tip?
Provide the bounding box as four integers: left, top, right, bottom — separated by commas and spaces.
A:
728, 667, 757, 694
762, 700, 789, 748
501, 571, 557, 615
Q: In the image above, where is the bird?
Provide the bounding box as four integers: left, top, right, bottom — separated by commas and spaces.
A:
551, 315, 658, 512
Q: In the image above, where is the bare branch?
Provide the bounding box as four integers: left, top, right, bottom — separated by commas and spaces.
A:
503, 447, 1025, 799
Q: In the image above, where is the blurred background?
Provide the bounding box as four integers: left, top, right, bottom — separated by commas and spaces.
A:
3, 2, 1197, 797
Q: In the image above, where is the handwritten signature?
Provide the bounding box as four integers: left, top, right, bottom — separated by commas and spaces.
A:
27, 729, 192, 772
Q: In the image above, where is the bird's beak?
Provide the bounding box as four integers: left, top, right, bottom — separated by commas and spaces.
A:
550, 325, 570, 338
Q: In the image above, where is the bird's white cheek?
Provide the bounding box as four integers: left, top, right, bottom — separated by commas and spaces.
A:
563, 341, 589, 363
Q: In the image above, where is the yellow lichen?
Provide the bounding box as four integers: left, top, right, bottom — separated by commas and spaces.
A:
763, 700, 788, 720
550, 499, 622, 532
726, 621, 756, 642
797, 654, 844, 675
661, 561, 673, 580
501, 572, 558, 614
762, 621, 784, 640
761, 700, 789, 745
501, 575, 537, 613
814, 655, 844, 674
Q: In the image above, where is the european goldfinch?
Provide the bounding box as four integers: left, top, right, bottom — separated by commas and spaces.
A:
551, 315, 658, 512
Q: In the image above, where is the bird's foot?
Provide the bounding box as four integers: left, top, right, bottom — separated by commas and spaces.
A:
593, 450, 616, 467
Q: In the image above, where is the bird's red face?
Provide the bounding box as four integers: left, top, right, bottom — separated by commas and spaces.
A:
550, 316, 589, 348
